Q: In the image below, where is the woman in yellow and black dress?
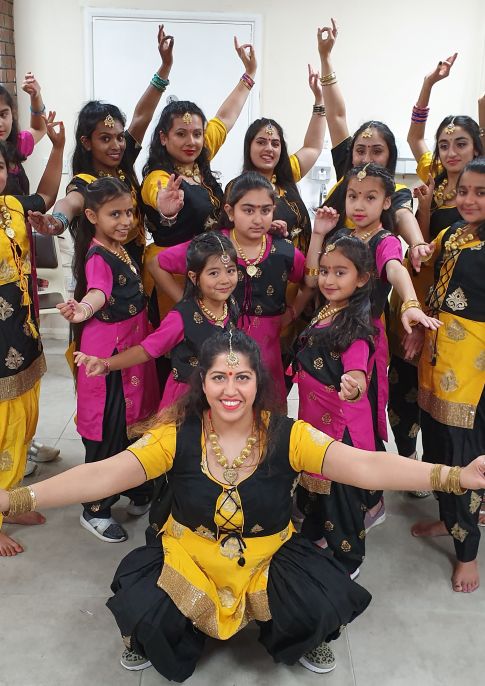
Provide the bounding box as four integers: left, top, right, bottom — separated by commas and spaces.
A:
409, 158, 485, 593
28, 25, 174, 268
3, 330, 485, 673
387, 54, 483, 472
0, 119, 64, 557
141, 37, 257, 326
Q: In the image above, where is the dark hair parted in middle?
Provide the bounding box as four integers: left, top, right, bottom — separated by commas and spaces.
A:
243, 118, 297, 188
217, 171, 276, 229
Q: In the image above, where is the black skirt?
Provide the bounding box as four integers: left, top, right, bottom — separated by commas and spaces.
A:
107, 528, 371, 682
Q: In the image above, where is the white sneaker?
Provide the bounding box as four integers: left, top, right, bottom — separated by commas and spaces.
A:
23, 458, 38, 477
126, 500, 151, 517
28, 441, 60, 463
80, 513, 127, 542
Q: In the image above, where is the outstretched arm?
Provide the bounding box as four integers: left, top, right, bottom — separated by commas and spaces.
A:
317, 18, 349, 147
214, 36, 257, 133
0, 452, 147, 513
407, 53, 458, 162
34, 112, 65, 210
74, 345, 152, 377
323, 441, 485, 492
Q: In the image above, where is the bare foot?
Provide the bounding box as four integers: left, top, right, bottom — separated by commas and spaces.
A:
411, 520, 448, 537
452, 560, 480, 593
0, 531, 24, 556
4, 511, 46, 525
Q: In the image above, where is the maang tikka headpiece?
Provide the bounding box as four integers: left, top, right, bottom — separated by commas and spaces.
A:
265, 120, 275, 136
445, 117, 456, 135
215, 236, 231, 266
226, 330, 240, 368
361, 122, 374, 138
182, 112, 193, 125
357, 162, 370, 181
104, 113, 115, 128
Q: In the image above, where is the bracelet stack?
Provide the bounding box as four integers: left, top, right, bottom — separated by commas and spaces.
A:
150, 73, 170, 92
102, 358, 111, 375
313, 104, 326, 117
2, 486, 37, 516
412, 105, 429, 123
400, 299, 422, 316
304, 266, 319, 276
240, 73, 255, 90
320, 71, 337, 87
159, 210, 179, 226
80, 300, 94, 321
430, 464, 467, 495
30, 104, 46, 115
52, 212, 69, 233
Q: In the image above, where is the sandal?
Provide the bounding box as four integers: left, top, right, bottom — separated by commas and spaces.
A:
80, 512, 127, 542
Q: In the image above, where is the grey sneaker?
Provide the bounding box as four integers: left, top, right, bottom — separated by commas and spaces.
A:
120, 648, 152, 671
299, 642, 336, 673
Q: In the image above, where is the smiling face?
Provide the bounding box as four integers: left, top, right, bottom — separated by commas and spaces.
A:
160, 114, 205, 166
225, 188, 274, 242
318, 248, 369, 307
249, 125, 282, 175
345, 176, 391, 232
202, 352, 257, 425
437, 125, 477, 175
188, 254, 238, 309
85, 193, 134, 246
352, 129, 390, 168
455, 170, 485, 228
81, 119, 126, 172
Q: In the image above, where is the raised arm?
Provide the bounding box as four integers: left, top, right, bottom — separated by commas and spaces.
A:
214, 36, 257, 133
128, 25, 174, 144
292, 63, 326, 177
317, 19, 349, 147
407, 53, 458, 162
478, 92, 485, 135
0, 452, 147, 514
147, 258, 184, 303
33, 112, 65, 210
21, 72, 47, 144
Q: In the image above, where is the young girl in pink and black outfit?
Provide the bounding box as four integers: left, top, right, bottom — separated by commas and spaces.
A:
57, 178, 158, 543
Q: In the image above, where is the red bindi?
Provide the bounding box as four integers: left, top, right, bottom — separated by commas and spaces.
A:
228, 371, 233, 376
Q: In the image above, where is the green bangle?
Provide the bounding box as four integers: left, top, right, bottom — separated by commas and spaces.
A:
151, 73, 170, 92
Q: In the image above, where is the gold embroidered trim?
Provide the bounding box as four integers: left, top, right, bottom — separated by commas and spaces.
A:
0, 295, 14, 321
475, 351, 485, 372
300, 472, 331, 495
469, 491, 481, 514
158, 564, 271, 639
0, 449, 14, 471
450, 523, 468, 542
418, 388, 476, 429
0, 353, 46, 401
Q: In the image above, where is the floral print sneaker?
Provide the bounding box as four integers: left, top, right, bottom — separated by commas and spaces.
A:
120, 648, 152, 671
299, 642, 336, 673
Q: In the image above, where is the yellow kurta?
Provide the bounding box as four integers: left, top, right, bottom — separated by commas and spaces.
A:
128, 419, 334, 640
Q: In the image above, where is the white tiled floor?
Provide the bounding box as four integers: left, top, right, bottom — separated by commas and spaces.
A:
1, 338, 484, 686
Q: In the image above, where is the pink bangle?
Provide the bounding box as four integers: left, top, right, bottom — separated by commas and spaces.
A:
101, 359, 111, 375
80, 300, 94, 318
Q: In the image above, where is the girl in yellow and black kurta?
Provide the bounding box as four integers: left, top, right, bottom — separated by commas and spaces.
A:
0, 119, 65, 557
4, 329, 485, 677
410, 158, 485, 593
28, 25, 174, 269
141, 36, 257, 327
387, 52, 483, 468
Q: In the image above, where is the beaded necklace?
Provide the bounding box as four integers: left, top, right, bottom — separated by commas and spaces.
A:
443, 225, 476, 253
207, 413, 257, 485
433, 178, 456, 208
231, 229, 267, 277
197, 300, 228, 327
97, 168, 126, 182
174, 162, 202, 184
93, 239, 137, 273
310, 303, 347, 327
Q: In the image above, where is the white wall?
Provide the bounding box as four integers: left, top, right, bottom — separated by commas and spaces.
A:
14, 0, 485, 189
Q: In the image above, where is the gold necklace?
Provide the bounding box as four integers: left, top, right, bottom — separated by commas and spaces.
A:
310, 303, 347, 326
97, 168, 126, 182
433, 178, 456, 208
444, 225, 476, 252
232, 229, 267, 277
351, 226, 380, 242
0, 205, 15, 239
197, 299, 228, 327
208, 414, 257, 485
94, 240, 137, 273
174, 162, 201, 184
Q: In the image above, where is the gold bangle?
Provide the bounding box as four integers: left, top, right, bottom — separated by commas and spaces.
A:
430, 464, 443, 492
444, 466, 467, 495
410, 242, 428, 249
3, 486, 36, 516
400, 299, 422, 315
321, 79, 337, 87
320, 71, 336, 83
305, 267, 319, 276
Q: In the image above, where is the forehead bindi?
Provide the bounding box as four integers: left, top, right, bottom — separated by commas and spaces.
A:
438, 128, 472, 145
94, 122, 124, 137
457, 172, 485, 190
347, 178, 382, 194
171, 115, 204, 132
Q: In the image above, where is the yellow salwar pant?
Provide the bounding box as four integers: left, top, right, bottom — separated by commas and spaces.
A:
0, 380, 40, 530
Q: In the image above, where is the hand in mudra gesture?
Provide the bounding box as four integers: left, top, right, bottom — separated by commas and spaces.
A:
157, 174, 185, 218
